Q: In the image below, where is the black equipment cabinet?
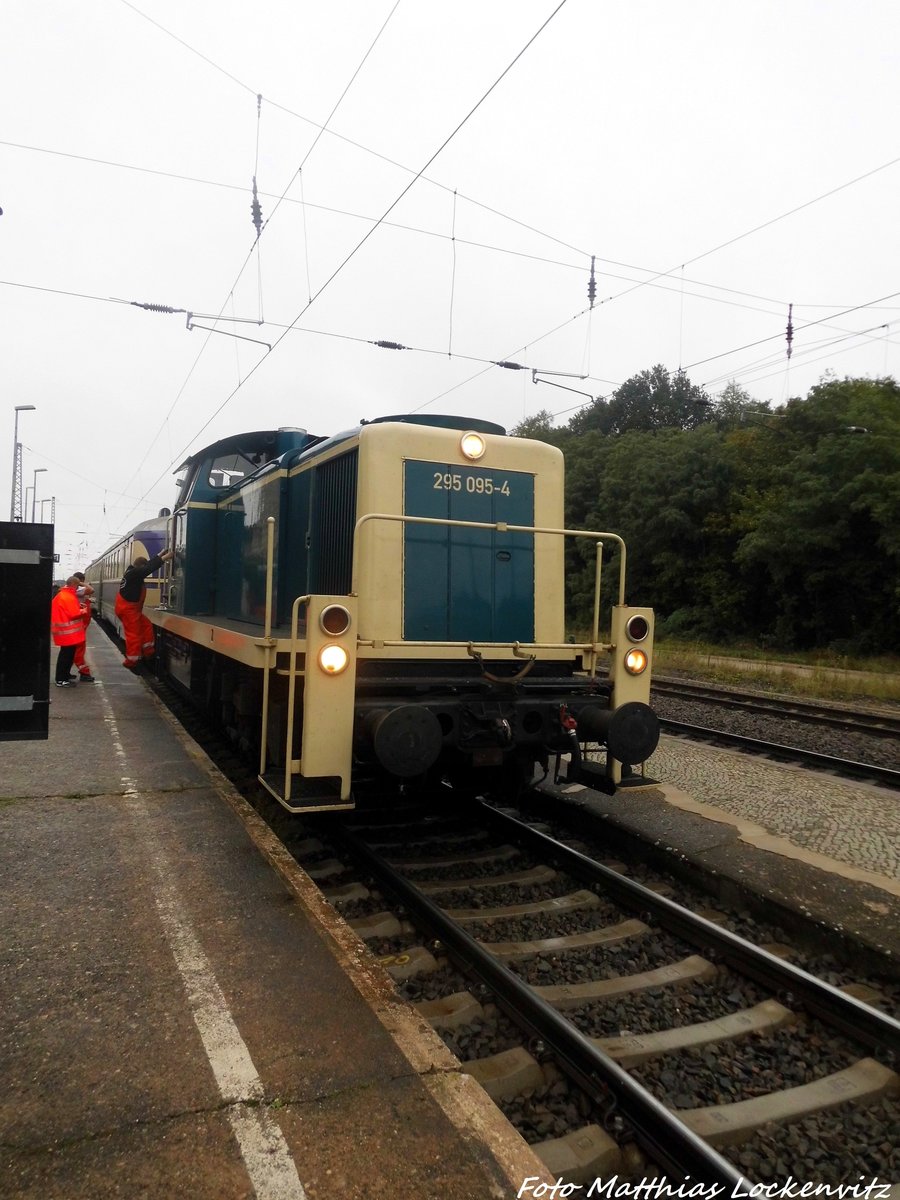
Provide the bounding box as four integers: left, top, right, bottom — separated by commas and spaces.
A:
0, 522, 56, 740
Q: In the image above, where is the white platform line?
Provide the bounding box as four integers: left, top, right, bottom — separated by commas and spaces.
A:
98, 686, 307, 1200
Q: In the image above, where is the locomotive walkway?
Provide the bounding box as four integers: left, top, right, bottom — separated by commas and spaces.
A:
0, 629, 546, 1199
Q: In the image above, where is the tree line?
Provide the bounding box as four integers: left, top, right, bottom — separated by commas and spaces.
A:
513, 369, 900, 655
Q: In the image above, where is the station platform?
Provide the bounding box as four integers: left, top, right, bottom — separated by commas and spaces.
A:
0, 627, 550, 1200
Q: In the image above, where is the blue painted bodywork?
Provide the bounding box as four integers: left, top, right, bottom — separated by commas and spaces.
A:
169, 416, 524, 632
403, 461, 535, 642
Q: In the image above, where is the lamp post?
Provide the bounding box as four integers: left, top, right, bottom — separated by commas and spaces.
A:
31, 467, 47, 522
9, 404, 36, 520
40, 497, 55, 523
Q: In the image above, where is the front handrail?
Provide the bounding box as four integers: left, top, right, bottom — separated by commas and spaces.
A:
258, 514, 630, 789
352, 512, 627, 651
280, 590, 313, 802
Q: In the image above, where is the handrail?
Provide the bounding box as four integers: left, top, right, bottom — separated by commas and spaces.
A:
282, 592, 313, 802
259, 517, 276, 776
258, 515, 631, 787
351, 512, 627, 653
160, 513, 176, 606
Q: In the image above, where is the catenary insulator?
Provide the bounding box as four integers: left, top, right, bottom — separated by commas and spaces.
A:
132, 301, 182, 314
251, 176, 263, 239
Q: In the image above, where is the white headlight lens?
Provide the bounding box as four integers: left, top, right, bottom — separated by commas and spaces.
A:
460, 432, 486, 460
624, 648, 648, 675
319, 644, 349, 675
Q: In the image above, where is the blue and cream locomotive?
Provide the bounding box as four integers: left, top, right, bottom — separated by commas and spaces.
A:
87, 414, 659, 811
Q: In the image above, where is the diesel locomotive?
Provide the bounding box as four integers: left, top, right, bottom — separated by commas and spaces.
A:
86, 414, 659, 812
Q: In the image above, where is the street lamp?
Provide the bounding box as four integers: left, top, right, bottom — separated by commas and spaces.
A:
9, 404, 36, 520
31, 467, 47, 522
40, 496, 55, 523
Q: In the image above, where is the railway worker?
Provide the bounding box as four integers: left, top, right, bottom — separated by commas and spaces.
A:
115, 548, 174, 672
50, 576, 88, 687
71, 571, 95, 682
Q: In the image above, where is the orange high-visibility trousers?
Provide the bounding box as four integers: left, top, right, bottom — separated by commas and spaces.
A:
115, 594, 155, 667
73, 641, 92, 675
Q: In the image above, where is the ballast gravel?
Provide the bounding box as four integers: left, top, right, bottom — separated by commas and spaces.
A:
631, 1024, 860, 1109
724, 1095, 900, 1183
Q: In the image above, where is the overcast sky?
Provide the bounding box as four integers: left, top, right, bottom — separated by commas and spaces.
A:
3, 0, 898, 574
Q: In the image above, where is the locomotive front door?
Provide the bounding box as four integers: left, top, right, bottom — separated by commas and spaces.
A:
403, 461, 534, 643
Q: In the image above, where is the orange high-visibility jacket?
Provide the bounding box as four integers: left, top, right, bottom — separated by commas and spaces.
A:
50, 586, 86, 646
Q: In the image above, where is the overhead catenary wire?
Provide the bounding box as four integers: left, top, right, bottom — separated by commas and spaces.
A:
7, 249, 898, 365
684, 288, 900, 373
115, 2, 900, 312
14, 7, 900, 559
164, 0, 572, 450
448, 188, 459, 357
109, 0, 900, 431
411, 304, 622, 413
107, 1, 402, 521
702, 319, 900, 389
251, 95, 264, 320
111, 0, 573, 537
250, 0, 402, 247
6, 136, 900, 325
4, 275, 896, 404
298, 168, 313, 304
7, 139, 898, 395
705, 321, 899, 392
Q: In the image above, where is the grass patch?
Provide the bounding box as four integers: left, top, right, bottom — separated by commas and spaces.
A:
653, 639, 900, 705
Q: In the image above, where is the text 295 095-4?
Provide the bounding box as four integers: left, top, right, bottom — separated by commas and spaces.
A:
432, 471, 511, 496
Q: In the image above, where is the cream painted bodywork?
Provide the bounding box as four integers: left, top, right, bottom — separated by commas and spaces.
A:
353, 422, 567, 653
147, 420, 655, 808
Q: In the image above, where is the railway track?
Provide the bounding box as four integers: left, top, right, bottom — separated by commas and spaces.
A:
139, 654, 900, 1184
657, 719, 900, 790
650, 679, 900, 788
300, 799, 900, 1186
652, 679, 900, 739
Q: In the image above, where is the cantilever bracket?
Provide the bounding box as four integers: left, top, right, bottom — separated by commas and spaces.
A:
186, 312, 272, 351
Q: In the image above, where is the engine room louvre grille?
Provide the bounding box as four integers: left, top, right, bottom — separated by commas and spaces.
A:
308, 449, 358, 595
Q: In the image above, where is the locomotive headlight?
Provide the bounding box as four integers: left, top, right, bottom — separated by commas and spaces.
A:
319, 604, 352, 636
318, 644, 349, 675
460, 431, 486, 461
625, 614, 650, 642
624, 647, 648, 675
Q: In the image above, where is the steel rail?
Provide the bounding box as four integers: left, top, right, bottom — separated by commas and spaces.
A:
659, 719, 900, 790
478, 801, 900, 1056
338, 824, 747, 1187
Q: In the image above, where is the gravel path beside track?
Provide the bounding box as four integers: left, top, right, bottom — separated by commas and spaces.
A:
644, 692, 900, 882
646, 738, 900, 881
